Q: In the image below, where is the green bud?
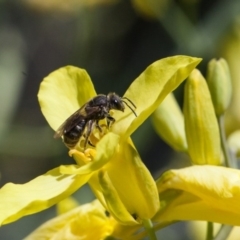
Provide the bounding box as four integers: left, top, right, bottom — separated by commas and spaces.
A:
184, 69, 222, 165
152, 93, 187, 152
206, 58, 232, 116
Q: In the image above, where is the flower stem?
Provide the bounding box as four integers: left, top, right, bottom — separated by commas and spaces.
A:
215, 116, 235, 240
206, 222, 214, 240
218, 115, 236, 168
214, 225, 233, 240
142, 219, 157, 240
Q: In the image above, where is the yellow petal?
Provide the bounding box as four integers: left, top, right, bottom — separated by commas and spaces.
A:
156, 166, 240, 225
57, 197, 79, 215
152, 93, 187, 152
90, 140, 159, 222
112, 55, 202, 139
98, 170, 138, 225
38, 66, 97, 131
0, 167, 92, 225
25, 200, 113, 240
111, 221, 141, 240
60, 132, 120, 174
154, 190, 240, 227
183, 69, 222, 165
106, 140, 159, 220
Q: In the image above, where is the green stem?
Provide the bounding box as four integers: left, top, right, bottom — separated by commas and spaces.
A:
206, 222, 214, 240
142, 219, 157, 240
214, 225, 233, 240
218, 115, 236, 168
215, 116, 235, 240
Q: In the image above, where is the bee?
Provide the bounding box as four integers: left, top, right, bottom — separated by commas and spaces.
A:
54, 92, 137, 149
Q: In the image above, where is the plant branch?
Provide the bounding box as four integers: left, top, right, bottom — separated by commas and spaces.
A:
142, 219, 157, 240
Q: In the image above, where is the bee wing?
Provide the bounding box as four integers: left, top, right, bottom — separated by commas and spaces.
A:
54, 105, 101, 138
54, 106, 87, 138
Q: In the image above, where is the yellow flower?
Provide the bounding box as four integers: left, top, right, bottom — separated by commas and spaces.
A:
25, 200, 114, 240
0, 56, 201, 226
25, 198, 149, 240
155, 166, 240, 228
26, 166, 240, 239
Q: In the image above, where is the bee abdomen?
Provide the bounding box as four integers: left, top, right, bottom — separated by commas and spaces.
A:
63, 124, 85, 148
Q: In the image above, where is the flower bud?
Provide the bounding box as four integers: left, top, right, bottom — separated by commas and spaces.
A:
183, 69, 222, 165
152, 93, 187, 152
206, 58, 232, 116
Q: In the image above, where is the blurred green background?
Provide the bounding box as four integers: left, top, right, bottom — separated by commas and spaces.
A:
1, 0, 240, 239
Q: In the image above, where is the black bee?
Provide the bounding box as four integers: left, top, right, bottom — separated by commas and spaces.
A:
54, 92, 137, 149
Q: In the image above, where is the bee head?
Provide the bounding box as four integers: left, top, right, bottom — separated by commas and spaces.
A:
107, 92, 125, 112
107, 92, 137, 117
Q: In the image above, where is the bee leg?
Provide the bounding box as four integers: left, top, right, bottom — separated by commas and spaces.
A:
88, 140, 95, 147
84, 120, 95, 149
106, 115, 115, 128
95, 120, 102, 132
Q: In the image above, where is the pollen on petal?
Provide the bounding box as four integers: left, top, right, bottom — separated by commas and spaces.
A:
69, 149, 94, 165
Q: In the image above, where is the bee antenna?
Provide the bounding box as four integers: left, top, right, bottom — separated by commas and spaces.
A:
122, 97, 137, 108
122, 100, 137, 117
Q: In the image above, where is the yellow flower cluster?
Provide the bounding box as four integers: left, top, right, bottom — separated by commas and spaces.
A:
1, 55, 240, 239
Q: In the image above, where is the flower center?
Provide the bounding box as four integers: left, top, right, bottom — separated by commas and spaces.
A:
69, 148, 96, 165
